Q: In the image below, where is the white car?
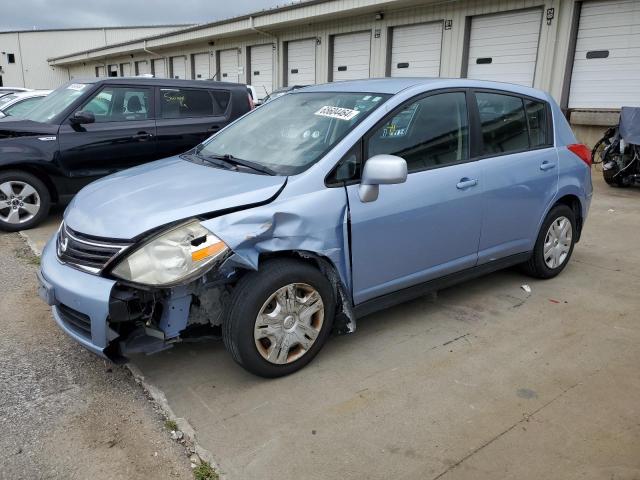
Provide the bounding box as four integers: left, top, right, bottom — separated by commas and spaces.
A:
0, 87, 33, 98
0, 90, 51, 119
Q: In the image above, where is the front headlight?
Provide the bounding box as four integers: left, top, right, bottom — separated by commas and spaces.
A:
111, 221, 228, 287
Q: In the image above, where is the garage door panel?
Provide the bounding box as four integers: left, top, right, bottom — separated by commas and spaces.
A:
391, 22, 442, 77
467, 9, 542, 87
171, 56, 186, 79
152, 59, 166, 78
287, 39, 316, 86
219, 50, 239, 83
333, 32, 371, 81
250, 44, 273, 99
193, 53, 210, 80
569, 0, 640, 108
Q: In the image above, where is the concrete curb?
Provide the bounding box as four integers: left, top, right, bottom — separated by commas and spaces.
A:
19, 229, 221, 477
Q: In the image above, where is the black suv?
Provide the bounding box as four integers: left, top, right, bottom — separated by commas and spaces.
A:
0, 78, 252, 231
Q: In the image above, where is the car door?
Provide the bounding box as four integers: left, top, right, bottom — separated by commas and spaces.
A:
472, 91, 558, 264
346, 91, 484, 304
155, 87, 230, 157
57, 85, 157, 183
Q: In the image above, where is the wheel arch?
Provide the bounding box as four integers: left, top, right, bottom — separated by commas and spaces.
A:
552, 194, 583, 242
0, 164, 59, 203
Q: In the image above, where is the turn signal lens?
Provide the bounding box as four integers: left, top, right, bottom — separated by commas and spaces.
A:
568, 143, 592, 167
191, 241, 227, 262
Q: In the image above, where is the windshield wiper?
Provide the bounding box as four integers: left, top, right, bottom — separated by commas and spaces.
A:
180, 152, 235, 171
206, 153, 277, 176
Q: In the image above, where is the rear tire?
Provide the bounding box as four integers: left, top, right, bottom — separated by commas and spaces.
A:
522, 204, 576, 279
0, 171, 51, 232
223, 258, 335, 378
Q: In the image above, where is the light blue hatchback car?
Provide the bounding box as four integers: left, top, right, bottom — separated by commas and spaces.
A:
38, 78, 592, 377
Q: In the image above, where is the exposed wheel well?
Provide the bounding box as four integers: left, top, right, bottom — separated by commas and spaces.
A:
0, 165, 58, 203
554, 195, 583, 241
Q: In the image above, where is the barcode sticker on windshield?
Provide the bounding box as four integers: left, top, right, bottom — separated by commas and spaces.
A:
67, 83, 86, 91
314, 106, 360, 121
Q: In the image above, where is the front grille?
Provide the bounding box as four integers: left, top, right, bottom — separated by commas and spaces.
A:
57, 223, 131, 274
57, 304, 92, 339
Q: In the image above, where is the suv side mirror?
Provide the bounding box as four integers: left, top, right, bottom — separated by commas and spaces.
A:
70, 110, 95, 125
358, 154, 407, 202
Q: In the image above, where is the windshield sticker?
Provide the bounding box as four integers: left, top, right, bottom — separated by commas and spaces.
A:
315, 106, 360, 121
372, 96, 382, 102
66, 83, 87, 91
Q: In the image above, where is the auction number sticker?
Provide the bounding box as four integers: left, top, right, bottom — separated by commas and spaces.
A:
315, 106, 359, 121
66, 83, 87, 91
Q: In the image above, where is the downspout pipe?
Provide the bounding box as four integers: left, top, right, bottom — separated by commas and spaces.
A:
249, 16, 279, 90
143, 39, 165, 77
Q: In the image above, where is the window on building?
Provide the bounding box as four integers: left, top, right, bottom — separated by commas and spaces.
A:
475, 92, 529, 155
160, 88, 228, 118
367, 92, 469, 173
7, 53, 15, 64
81, 87, 151, 122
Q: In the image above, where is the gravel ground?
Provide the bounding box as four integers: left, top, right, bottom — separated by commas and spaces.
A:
0, 233, 193, 480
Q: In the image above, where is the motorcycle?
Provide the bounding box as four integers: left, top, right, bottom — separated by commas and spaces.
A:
592, 107, 640, 187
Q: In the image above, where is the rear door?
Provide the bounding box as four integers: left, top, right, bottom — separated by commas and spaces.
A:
155, 86, 230, 157
347, 91, 483, 304
57, 84, 157, 182
332, 31, 371, 81
473, 90, 558, 263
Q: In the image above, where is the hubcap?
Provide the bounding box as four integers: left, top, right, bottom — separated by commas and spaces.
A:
254, 283, 324, 365
543, 216, 572, 269
0, 181, 40, 225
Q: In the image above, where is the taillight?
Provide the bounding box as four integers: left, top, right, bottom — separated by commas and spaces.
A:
248, 93, 255, 110
568, 143, 592, 167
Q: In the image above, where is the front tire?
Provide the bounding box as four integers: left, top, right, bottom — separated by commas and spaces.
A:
0, 171, 51, 232
522, 204, 576, 279
223, 258, 335, 377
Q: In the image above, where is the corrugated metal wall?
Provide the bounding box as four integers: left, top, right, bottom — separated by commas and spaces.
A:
0, 26, 186, 88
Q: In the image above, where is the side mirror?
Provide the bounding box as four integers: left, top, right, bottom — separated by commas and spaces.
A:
358, 154, 407, 202
70, 110, 95, 125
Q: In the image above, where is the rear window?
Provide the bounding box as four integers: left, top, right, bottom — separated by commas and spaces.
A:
524, 99, 548, 147
160, 88, 229, 119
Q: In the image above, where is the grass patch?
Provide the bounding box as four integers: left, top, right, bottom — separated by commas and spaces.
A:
164, 419, 178, 431
14, 245, 40, 266
193, 462, 219, 480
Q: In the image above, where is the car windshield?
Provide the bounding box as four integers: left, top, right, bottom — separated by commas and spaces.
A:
195, 91, 390, 175
22, 83, 89, 123
0, 94, 18, 108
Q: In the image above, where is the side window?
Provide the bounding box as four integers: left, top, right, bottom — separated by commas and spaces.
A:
475, 92, 528, 155
4, 97, 43, 117
367, 92, 469, 173
524, 99, 549, 147
160, 88, 225, 119
82, 87, 151, 122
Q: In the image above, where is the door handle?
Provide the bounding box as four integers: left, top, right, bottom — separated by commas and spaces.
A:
540, 161, 556, 171
456, 178, 478, 189
133, 132, 153, 141
208, 125, 220, 132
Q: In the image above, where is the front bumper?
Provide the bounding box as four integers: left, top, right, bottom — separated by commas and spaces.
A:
38, 236, 117, 359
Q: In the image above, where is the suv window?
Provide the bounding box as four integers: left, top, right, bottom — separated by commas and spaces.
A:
160, 88, 229, 119
524, 99, 549, 147
82, 86, 151, 122
475, 92, 529, 155
367, 92, 469, 173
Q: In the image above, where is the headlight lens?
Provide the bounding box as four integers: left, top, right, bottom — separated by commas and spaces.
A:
111, 221, 228, 286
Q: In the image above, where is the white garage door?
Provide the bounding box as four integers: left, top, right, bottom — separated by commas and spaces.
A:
108, 64, 119, 77
192, 53, 210, 80
171, 56, 187, 79
152, 59, 166, 78
120, 63, 131, 76
135, 60, 150, 76
250, 44, 274, 99
569, 0, 640, 109
96, 66, 106, 77
332, 31, 371, 81
467, 9, 542, 87
287, 39, 316, 86
390, 23, 442, 77
219, 49, 239, 83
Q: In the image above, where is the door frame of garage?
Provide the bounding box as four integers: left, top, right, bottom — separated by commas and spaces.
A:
191, 51, 211, 80
282, 38, 317, 87
385, 20, 444, 77
460, 6, 544, 83
559, 1, 583, 113
328, 30, 372, 82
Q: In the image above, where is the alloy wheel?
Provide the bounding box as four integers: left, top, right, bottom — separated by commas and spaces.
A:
0, 181, 41, 225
